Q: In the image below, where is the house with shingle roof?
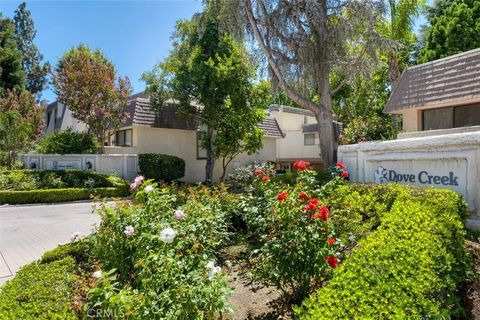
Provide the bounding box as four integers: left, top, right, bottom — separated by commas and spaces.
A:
385, 48, 480, 136
44, 94, 339, 182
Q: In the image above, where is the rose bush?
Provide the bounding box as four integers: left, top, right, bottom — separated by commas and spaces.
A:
241, 161, 344, 301
87, 179, 236, 319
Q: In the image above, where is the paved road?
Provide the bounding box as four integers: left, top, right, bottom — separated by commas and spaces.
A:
0, 201, 101, 286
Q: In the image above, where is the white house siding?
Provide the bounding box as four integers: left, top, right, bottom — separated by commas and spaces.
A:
269, 108, 322, 162
105, 126, 277, 183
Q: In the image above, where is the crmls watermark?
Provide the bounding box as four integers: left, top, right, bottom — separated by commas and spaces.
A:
374, 166, 459, 186
86, 308, 125, 318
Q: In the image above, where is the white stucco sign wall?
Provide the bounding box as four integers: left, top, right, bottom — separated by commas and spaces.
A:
338, 131, 480, 229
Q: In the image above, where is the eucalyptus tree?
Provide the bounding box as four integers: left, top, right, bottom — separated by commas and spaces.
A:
238, 0, 386, 166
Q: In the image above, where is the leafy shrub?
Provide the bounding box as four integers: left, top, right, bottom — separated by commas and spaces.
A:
241, 163, 342, 301
0, 169, 124, 190
227, 161, 275, 186
0, 257, 76, 320
138, 153, 185, 182
87, 181, 233, 319
295, 186, 469, 319
36, 128, 98, 154
41, 238, 93, 265
339, 114, 399, 144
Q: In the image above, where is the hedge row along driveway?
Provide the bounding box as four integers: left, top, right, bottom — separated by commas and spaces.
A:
0, 170, 129, 204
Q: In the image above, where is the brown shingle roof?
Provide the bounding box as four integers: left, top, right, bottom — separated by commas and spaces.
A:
258, 117, 283, 137
384, 48, 480, 113
124, 94, 284, 137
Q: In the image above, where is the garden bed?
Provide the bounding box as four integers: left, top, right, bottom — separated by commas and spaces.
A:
0, 170, 129, 204
0, 164, 474, 319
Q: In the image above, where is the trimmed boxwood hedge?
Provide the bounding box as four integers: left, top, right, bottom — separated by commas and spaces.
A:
295, 185, 469, 319
0, 169, 122, 190
0, 187, 129, 204
0, 257, 76, 320
0, 170, 129, 204
138, 153, 185, 182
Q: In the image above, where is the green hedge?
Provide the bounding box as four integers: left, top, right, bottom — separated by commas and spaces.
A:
36, 128, 98, 154
138, 153, 185, 182
0, 186, 129, 204
296, 186, 468, 319
0, 169, 126, 190
0, 257, 76, 320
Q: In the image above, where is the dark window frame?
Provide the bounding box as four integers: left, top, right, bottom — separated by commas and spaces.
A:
304, 133, 315, 146
115, 129, 133, 147
422, 103, 480, 131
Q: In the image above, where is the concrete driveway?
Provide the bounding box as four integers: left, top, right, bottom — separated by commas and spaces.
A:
0, 201, 101, 286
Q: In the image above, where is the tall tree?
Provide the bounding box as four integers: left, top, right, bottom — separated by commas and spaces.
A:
0, 14, 24, 95
419, 0, 480, 63
13, 2, 49, 95
239, 0, 385, 167
53, 45, 131, 153
0, 89, 43, 169
143, 18, 264, 183
382, 0, 425, 89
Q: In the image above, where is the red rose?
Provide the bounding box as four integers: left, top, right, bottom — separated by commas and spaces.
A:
310, 213, 317, 220
327, 237, 336, 245
277, 191, 288, 201
298, 192, 309, 200
317, 206, 330, 221
255, 169, 264, 175
336, 161, 346, 169
293, 160, 311, 171
262, 175, 270, 182
341, 170, 349, 179
304, 198, 319, 211
326, 256, 340, 268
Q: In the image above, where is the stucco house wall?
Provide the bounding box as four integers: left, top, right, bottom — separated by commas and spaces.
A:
269, 106, 322, 163
105, 126, 277, 182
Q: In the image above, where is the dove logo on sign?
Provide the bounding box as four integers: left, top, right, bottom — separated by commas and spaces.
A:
373, 166, 388, 183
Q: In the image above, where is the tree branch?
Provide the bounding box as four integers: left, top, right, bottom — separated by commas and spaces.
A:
243, 0, 322, 114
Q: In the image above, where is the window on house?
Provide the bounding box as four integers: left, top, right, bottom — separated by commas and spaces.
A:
304, 133, 315, 146
115, 129, 133, 147
423, 103, 480, 131
304, 116, 308, 124
197, 130, 208, 159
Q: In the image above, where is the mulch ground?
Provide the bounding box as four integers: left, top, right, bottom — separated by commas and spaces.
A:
460, 239, 480, 319
221, 244, 292, 320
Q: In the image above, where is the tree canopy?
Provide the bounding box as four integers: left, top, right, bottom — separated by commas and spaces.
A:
53, 45, 131, 153
0, 14, 24, 95
0, 89, 43, 169
419, 0, 480, 62
143, 18, 265, 183
13, 2, 49, 95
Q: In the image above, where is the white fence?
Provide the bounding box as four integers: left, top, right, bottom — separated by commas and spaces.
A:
18, 153, 139, 181
337, 130, 480, 230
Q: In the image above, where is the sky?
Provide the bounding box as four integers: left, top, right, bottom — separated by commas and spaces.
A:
0, 1, 429, 103
0, 0, 204, 102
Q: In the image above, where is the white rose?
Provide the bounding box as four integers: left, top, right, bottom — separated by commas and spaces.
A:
160, 227, 176, 244
144, 185, 154, 193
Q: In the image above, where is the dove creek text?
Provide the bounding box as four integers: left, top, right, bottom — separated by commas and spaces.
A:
387, 170, 458, 186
